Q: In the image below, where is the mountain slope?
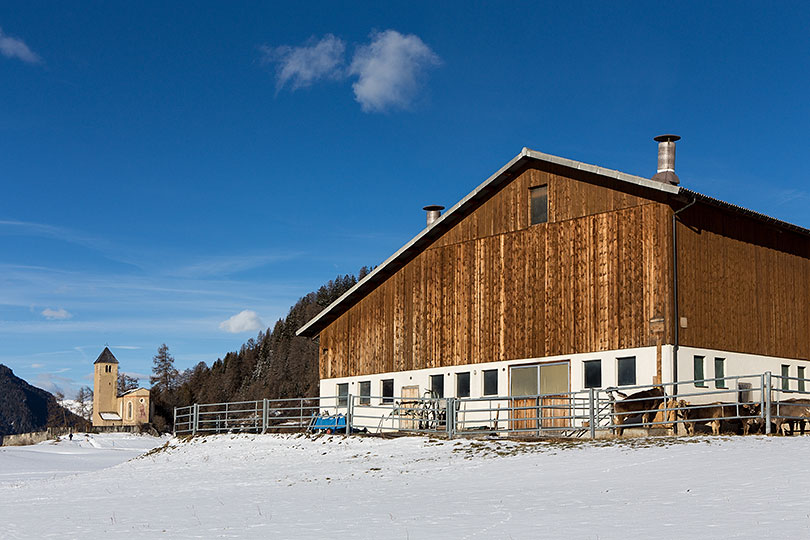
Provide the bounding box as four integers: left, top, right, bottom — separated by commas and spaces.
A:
0, 364, 88, 437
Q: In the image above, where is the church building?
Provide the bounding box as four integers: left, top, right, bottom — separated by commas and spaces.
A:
92, 347, 152, 428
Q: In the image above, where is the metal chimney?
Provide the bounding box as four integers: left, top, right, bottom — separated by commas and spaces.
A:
652, 134, 681, 185
423, 205, 444, 226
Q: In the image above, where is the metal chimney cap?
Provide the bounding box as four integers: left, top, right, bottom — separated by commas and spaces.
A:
422, 205, 445, 212
654, 134, 681, 143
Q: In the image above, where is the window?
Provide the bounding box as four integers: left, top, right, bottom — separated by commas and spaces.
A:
694, 356, 706, 387
430, 374, 444, 398
456, 372, 470, 398
584, 360, 602, 388
510, 366, 538, 396
714, 358, 726, 388
381, 379, 394, 403
337, 383, 349, 407
799, 367, 806, 393
483, 369, 499, 396
782, 365, 791, 391
359, 381, 371, 405
617, 357, 636, 386
127, 401, 133, 419
529, 185, 548, 225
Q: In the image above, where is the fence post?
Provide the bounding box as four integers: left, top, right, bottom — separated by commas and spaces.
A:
262, 398, 268, 434
346, 394, 354, 435
173, 407, 177, 437
588, 388, 596, 440
446, 398, 455, 439
192, 403, 198, 436
765, 371, 772, 434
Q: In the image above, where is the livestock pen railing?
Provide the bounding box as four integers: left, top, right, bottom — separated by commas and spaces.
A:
174, 371, 810, 439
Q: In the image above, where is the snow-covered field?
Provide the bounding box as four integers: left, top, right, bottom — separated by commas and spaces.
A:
2, 433, 809, 539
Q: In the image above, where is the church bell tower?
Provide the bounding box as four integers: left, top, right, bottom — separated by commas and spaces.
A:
92, 347, 119, 426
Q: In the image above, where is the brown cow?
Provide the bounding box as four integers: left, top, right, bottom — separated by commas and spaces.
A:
678, 402, 760, 436
771, 399, 810, 436
607, 387, 664, 436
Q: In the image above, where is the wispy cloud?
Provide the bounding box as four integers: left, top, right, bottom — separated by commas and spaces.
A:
262, 29, 440, 113
170, 253, 300, 278
261, 34, 346, 91
33, 372, 75, 396
41, 307, 72, 320
219, 310, 265, 333
0, 27, 40, 64
773, 189, 810, 206
112, 345, 141, 350
349, 30, 441, 112
31, 363, 44, 369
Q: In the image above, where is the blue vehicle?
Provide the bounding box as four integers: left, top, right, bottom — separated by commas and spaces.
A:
309, 413, 347, 434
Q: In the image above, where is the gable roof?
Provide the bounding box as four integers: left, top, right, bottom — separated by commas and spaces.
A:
94, 347, 119, 364
296, 147, 810, 338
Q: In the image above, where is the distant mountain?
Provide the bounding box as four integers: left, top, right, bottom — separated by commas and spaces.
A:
0, 364, 89, 437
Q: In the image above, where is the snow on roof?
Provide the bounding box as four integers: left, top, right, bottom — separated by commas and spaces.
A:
121, 388, 149, 396
99, 412, 122, 421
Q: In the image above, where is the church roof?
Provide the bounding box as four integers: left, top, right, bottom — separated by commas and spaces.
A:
94, 347, 119, 364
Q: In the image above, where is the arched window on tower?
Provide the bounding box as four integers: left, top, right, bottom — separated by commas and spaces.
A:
127, 401, 133, 419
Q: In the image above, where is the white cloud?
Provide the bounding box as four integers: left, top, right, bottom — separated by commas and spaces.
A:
261, 34, 346, 91
219, 310, 265, 333
349, 30, 441, 112
0, 27, 41, 64
41, 307, 73, 320
31, 363, 44, 369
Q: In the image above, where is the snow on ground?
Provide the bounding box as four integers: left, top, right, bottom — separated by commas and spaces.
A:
0, 432, 168, 484
2, 433, 810, 539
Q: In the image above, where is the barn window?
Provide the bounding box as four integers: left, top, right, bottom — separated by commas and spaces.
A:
529, 185, 548, 225
359, 381, 371, 405
337, 383, 349, 407
694, 356, 706, 387
483, 369, 499, 396
584, 360, 602, 388
510, 366, 539, 396
781, 365, 791, 391
381, 379, 394, 403
617, 357, 636, 386
430, 374, 444, 398
714, 358, 726, 388
799, 367, 806, 393
456, 372, 470, 398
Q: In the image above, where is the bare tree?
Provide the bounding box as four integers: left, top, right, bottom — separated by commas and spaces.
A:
75, 386, 93, 420
118, 373, 139, 395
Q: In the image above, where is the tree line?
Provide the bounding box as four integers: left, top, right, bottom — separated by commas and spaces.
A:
146, 270, 367, 431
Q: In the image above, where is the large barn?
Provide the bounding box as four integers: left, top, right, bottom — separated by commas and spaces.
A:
297, 137, 810, 422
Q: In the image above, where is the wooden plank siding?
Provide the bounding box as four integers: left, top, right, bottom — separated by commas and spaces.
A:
319, 167, 675, 379
677, 205, 810, 360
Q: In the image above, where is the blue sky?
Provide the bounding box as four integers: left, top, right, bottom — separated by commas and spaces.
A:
2, 2, 809, 396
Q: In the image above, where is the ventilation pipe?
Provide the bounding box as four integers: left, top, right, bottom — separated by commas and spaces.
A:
652, 134, 681, 185
423, 205, 445, 226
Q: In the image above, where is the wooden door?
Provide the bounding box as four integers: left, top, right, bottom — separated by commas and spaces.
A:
539, 363, 570, 429
399, 385, 420, 430
510, 363, 570, 432
510, 366, 539, 432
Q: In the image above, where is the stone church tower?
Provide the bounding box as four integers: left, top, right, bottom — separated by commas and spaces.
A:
92, 347, 120, 426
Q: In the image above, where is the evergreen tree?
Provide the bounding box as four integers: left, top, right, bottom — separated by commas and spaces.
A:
150, 344, 179, 393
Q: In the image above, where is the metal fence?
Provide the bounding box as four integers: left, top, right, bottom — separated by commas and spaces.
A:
174, 371, 810, 439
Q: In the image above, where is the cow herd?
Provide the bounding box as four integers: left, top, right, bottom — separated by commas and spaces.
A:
606, 386, 810, 436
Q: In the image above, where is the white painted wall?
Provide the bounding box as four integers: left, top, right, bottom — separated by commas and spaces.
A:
318, 345, 810, 432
